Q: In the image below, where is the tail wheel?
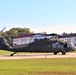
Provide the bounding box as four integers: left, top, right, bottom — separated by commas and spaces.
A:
54, 52, 57, 55
10, 54, 14, 56
62, 51, 66, 55
10, 52, 17, 56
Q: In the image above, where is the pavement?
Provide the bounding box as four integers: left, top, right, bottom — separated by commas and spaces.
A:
0, 53, 76, 60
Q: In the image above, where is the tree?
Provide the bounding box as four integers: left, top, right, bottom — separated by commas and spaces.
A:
43, 31, 47, 34
7, 36, 13, 46
62, 32, 68, 35
3, 27, 33, 38
2, 27, 33, 45
2, 32, 8, 38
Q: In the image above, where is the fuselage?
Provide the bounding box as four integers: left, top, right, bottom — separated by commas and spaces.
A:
3, 39, 76, 53
0, 36, 75, 55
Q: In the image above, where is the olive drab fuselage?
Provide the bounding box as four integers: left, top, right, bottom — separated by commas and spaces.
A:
0, 36, 75, 56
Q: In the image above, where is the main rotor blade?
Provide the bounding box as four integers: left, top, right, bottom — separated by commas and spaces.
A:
0, 27, 6, 35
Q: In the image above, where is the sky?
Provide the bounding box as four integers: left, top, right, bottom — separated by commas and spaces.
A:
0, 0, 76, 34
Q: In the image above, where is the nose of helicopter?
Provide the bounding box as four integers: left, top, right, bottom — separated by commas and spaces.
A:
72, 46, 76, 51
69, 43, 76, 51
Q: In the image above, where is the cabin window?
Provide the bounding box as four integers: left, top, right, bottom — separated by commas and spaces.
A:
14, 44, 17, 46
69, 39, 71, 42
52, 43, 57, 48
57, 44, 63, 48
14, 39, 19, 42
21, 39, 27, 42
34, 39, 38, 41
52, 43, 62, 48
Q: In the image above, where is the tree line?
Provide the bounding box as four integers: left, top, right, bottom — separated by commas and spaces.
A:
2, 27, 33, 45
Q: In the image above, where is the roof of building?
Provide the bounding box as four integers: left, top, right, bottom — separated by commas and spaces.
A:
13, 33, 49, 39
13, 33, 60, 39
58, 34, 76, 38
14, 34, 35, 39
13, 33, 76, 39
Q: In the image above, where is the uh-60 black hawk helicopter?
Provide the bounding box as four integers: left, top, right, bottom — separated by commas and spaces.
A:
0, 28, 75, 56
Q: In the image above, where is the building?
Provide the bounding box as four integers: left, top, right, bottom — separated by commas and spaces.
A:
13, 34, 34, 46
58, 34, 76, 46
13, 33, 51, 46
31, 33, 51, 43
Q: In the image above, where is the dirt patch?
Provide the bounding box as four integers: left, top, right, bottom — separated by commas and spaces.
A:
0, 53, 76, 60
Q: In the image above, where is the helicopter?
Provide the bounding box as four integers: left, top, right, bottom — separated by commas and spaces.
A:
0, 28, 75, 56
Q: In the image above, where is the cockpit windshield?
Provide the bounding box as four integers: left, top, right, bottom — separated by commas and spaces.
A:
68, 43, 73, 47
68, 43, 76, 50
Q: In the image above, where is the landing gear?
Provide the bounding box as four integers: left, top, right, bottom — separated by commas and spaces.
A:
54, 52, 57, 55
62, 51, 66, 55
10, 52, 17, 56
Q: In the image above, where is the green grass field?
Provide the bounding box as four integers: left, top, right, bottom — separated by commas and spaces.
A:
0, 58, 76, 75
0, 50, 76, 75
0, 50, 12, 55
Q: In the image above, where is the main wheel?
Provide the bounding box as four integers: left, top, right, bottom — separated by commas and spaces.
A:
62, 51, 66, 55
54, 52, 57, 55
